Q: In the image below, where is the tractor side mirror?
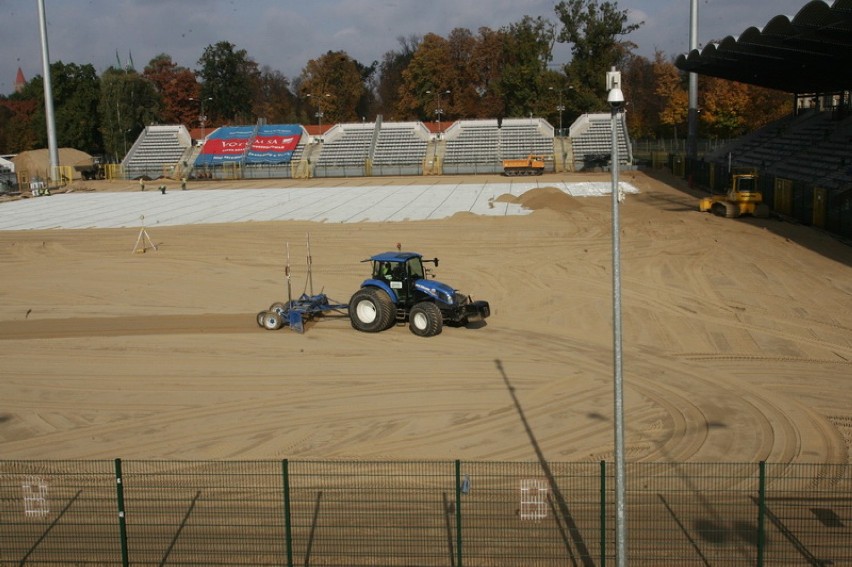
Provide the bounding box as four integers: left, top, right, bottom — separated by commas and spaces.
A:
433, 258, 439, 267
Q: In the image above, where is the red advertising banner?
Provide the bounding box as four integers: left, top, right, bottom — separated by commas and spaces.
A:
201, 138, 249, 155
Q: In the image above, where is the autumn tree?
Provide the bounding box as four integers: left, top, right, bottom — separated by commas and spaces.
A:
654, 52, 689, 139
742, 85, 792, 131
0, 97, 39, 153
298, 51, 365, 124
469, 27, 507, 119
196, 41, 260, 124
621, 52, 667, 139
377, 36, 421, 118
143, 54, 200, 125
555, 0, 642, 109
699, 78, 792, 139
395, 33, 455, 121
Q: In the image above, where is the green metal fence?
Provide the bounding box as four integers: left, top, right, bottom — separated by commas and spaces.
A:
1, 460, 850, 565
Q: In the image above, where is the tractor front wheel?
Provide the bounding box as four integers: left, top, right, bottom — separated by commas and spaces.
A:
350, 288, 394, 333
409, 302, 443, 337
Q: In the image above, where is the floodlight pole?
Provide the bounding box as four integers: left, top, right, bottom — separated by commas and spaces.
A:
37, 0, 60, 184
607, 67, 627, 567
687, 0, 699, 160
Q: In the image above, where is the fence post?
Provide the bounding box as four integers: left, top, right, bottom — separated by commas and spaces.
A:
282, 459, 294, 567
113, 458, 129, 567
757, 461, 766, 567
600, 460, 606, 567
455, 460, 463, 567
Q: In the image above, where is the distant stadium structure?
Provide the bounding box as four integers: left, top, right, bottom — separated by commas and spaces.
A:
676, 0, 852, 238
121, 114, 631, 183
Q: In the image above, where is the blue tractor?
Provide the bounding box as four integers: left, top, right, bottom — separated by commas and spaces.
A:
349, 251, 490, 337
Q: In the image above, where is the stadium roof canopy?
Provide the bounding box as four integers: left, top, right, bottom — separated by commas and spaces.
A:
675, 0, 852, 93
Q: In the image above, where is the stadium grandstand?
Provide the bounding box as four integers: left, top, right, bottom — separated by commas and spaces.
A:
676, 0, 852, 238
121, 125, 193, 180
569, 114, 632, 172
144, 114, 627, 180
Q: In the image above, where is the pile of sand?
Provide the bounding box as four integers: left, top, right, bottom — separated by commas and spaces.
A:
11, 148, 94, 182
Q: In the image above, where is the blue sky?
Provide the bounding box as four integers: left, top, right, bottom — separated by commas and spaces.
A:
1, 0, 815, 95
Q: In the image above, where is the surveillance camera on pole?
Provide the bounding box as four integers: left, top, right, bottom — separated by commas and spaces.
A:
607, 87, 625, 108
606, 65, 628, 567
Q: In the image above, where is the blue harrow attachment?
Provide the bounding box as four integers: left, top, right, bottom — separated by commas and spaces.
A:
257, 294, 348, 333
256, 236, 349, 333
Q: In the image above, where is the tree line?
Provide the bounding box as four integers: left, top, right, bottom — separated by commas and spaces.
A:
0, 0, 790, 161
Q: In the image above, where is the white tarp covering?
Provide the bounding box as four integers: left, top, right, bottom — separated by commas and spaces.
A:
0, 180, 638, 230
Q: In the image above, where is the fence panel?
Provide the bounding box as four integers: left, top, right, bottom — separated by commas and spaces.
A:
120, 460, 285, 566
2, 460, 852, 565
763, 463, 852, 566
286, 460, 454, 566
0, 460, 119, 565
626, 462, 761, 566
459, 461, 602, 566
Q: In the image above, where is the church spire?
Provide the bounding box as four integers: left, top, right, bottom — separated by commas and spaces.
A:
15, 67, 26, 93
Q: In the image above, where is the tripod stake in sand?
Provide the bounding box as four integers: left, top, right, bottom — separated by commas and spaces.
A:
132, 215, 158, 254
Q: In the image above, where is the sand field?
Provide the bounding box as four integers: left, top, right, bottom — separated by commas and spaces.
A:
0, 171, 850, 465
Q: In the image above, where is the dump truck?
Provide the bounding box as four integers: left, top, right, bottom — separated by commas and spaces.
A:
502, 155, 545, 176
699, 169, 770, 219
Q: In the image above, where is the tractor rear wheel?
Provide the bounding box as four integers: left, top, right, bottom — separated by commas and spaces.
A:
261, 310, 283, 330
409, 302, 443, 337
349, 288, 394, 333
257, 311, 267, 327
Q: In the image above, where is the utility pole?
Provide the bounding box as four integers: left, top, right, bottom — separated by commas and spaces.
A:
607, 66, 628, 567
687, 0, 699, 160
37, 0, 60, 184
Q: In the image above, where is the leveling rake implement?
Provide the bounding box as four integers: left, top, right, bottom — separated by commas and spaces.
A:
256, 235, 348, 333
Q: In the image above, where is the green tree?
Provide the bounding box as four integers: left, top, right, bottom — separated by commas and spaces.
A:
98, 68, 160, 161
555, 0, 642, 108
253, 66, 296, 123
499, 16, 556, 118
21, 62, 103, 154
354, 58, 379, 122
143, 54, 200, 125
196, 41, 260, 123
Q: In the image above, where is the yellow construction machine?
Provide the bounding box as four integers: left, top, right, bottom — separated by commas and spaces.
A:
502, 155, 545, 176
699, 169, 770, 218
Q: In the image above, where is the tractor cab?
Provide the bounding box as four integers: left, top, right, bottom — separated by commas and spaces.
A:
368, 252, 437, 304
732, 174, 758, 195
